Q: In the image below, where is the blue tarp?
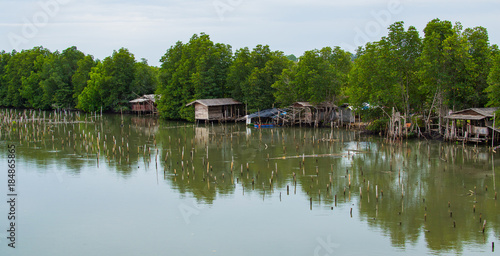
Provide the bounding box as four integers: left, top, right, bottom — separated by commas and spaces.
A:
246, 108, 281, 119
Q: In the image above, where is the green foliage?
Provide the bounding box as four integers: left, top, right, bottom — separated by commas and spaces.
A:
72, 55, 97, 105
286, 54, 298, 62
132, 59, 158, 97
0, 46, 86, 110
273, 46, 351, 107
76, 63, 105, 112
367, 118, 389, 133
226, 45, 292, 113
227, 47, 251, 102
486, 54, 500, 126
417, 19, 493, 111
77, 48, 137, 112
4, 47, 50, 108
156, 33, 233, 121
464, 27, 493, 107
0, 51, 12, 107
348, 22, 422, 119
1, 24, 498, 126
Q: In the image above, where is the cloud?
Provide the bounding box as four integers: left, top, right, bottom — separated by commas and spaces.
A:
0, 0, 499, 66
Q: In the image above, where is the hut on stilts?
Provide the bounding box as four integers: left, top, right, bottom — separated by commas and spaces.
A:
279, 102, 339, 127
130, 94, 158, 116
186, 98, 244, 123
443, 107, 499, 143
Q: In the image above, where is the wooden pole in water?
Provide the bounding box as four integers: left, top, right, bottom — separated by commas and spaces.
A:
492, 113, 496, 148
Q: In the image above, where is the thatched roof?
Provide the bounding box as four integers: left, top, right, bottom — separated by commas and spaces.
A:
186, 98, 242, 107
445, 107, 498, 120
130, 94, 157, 103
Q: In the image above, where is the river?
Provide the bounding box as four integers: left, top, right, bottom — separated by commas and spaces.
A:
0, 111, 498, 255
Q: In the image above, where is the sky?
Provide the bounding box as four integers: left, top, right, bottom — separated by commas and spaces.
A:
1, 0, 499, 66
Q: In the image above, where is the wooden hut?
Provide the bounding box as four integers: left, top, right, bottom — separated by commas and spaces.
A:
285, 102, 337, 126
444, 107, 498, 142
186, 98, 243, 122
237, 108, 282, 126
130, 94, 158, 115
338, 103, 355, 124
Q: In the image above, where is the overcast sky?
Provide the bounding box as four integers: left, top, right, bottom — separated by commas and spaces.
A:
1, 0, 499, 66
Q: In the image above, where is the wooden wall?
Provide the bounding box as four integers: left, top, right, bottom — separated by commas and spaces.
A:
195, 104, 209, 120
208, 106, 223, 120
194, 103, 241, 121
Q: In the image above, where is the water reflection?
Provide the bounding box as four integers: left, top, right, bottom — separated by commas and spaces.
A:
0, 109, 498, 254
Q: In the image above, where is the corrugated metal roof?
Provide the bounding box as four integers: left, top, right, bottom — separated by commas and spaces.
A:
291, 102, 337, 108
444, 114, 487, 120
186, 98, 242, 107
130, 94, 157, 103
446, 107, 498, 119
472, 108, 498, 117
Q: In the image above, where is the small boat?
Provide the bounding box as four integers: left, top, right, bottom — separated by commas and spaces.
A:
254, 123, 275, 128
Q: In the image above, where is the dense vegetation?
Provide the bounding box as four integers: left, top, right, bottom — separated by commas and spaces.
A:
0, 47, 158, 112
0, 19, 499, 123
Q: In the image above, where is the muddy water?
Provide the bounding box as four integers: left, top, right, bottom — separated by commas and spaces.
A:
0, 111, 498, 255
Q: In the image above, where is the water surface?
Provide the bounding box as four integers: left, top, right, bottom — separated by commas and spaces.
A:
0, 111, 498, 255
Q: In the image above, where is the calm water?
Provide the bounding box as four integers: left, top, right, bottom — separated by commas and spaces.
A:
0, 111, 498, 256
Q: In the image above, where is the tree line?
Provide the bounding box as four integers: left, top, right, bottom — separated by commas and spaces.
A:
1, 18, 499, 124
0, 47, 158, 112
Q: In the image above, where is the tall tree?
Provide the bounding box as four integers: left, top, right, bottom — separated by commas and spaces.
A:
77, 63, 106, 112
39, 46, 85, 109
348, 42, 394, 113
227, 45, 291, 113
0, 51, 13, 107
382, 22, 423, 118
72, 55, 97, 105
156, 41, 185, 120
4, 47, 50, 108
77, 48, 136, 112
156, 33, 233, 121
274, 47, 351, 107
131, 58, 159, 97
463, 26, 494, 107
486, 53, 500, 123
226, 47, 251, 102
417, 19, 477, 115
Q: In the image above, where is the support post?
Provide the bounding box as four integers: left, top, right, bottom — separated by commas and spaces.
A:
493, 113, 496, 148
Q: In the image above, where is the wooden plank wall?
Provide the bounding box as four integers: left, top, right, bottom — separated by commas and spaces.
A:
195, 104, 209, 120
